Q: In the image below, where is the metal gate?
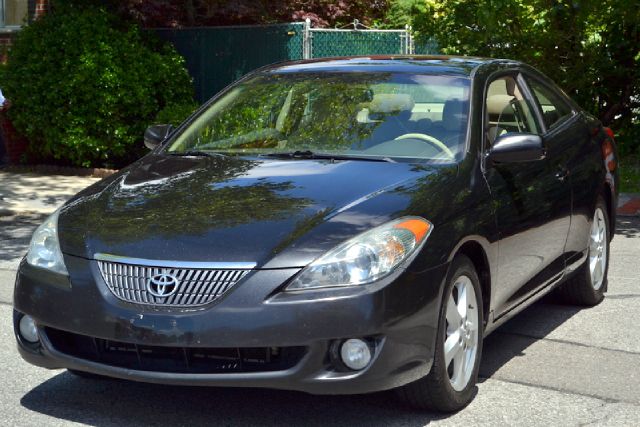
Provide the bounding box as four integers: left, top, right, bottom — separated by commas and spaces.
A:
301, 19, 413, 59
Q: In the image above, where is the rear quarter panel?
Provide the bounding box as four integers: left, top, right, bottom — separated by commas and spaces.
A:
565, 112, 615, 262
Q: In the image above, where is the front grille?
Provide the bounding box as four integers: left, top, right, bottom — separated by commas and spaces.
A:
97, 260, 250, 307
46, 328, 306, 374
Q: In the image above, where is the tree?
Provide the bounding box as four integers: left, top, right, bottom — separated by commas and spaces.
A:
401, 0, 639, 152
111, 0, 389, 28
3, 1, 195, 167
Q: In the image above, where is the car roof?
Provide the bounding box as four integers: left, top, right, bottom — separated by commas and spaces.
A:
264, 55, 514, 77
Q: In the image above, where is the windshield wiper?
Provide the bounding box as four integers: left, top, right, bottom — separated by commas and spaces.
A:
167, 150, 227, 158
259, 150, 394, 163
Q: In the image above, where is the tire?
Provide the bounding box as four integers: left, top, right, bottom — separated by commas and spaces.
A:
557, 196, 610, 306
396, 255, 484, 412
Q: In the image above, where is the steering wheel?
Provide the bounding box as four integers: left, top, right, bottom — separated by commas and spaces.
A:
394, 133, 455, 160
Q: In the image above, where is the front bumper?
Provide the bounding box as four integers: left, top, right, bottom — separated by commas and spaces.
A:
14, 255, 448, 395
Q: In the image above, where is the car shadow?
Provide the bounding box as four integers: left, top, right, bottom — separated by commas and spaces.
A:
479, 216, 638, 380
20, 373, 447, 426
478, 296, 584, 381
18, 300, 576, 427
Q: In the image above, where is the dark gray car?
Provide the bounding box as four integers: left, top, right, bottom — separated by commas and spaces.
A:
14, 56, 618, 412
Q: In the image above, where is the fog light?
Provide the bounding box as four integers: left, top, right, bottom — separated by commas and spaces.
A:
19, 315, 39, 343
340, 339, 372, 371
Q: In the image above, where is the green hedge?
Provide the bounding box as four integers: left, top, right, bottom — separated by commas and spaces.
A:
2, 3, 194, 167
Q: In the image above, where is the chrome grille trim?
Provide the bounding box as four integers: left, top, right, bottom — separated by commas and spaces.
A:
94, 253, 256, 270
96, 257, 253, 307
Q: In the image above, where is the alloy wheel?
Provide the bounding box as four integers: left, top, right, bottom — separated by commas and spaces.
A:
589, 207, 608, 290
444, 275, 479, 392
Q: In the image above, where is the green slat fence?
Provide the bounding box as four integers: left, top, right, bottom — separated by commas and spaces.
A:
155, 22, 438, 103
156, 23, 305, 103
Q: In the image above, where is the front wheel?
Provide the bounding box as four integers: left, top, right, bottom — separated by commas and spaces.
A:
557, 196, 610, 306
396, 255, 483, 412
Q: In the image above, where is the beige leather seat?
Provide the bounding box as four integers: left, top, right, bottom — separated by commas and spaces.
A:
362, 94, 417, 146
486, 94, 514, 144
429, 98, 469, 152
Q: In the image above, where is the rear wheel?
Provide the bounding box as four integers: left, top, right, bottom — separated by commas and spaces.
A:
396, 255, 483, 412
558, 196, 609, 306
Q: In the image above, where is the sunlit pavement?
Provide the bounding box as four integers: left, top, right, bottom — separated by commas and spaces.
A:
1, 172, 639, 425
0, 172, 100, 217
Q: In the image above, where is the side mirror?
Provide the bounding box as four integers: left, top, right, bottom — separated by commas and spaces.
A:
144, 124, 174, 150
487, 133, 545, 164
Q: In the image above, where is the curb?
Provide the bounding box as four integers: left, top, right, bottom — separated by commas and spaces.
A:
618, 193, 640, 217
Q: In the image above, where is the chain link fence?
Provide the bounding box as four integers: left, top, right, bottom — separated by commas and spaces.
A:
413, 36, 440, 55
302, 20, 410, 58
156, 21, 439, 102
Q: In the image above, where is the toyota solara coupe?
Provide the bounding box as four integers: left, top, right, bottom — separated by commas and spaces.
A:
14, 56, 618, 412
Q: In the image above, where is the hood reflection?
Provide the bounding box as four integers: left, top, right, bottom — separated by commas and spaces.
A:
58, 154, 442, 267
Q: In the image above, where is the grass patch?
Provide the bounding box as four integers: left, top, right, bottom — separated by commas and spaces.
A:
620, 154, 640, 193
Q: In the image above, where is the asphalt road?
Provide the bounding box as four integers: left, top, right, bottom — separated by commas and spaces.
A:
1, 216, 639, 426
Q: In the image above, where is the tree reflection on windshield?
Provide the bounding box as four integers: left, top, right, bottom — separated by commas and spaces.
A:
167, 72, 471, 162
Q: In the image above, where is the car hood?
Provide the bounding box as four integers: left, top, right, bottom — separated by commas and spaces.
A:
59, 154, 456, 268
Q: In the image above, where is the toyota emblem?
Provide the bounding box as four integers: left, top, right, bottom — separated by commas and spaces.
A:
147, 273, 179, 298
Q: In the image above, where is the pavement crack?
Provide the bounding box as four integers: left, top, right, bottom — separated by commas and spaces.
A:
481, 377, 629, 405
493, 330, 640, 356
578, 401, 613, 427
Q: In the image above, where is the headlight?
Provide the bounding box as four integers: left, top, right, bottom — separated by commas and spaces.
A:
26, 209, 68, 275
287, 217, 432, 290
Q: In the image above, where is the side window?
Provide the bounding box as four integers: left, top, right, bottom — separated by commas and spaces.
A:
526, 79, 573, 131
485, 76, 540, 146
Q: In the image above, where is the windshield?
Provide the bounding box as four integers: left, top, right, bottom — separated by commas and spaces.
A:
166, 72, 471, 162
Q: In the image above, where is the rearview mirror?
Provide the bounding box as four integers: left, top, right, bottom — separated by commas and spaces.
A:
487, 133, 545, 164
144, 124, 174, 150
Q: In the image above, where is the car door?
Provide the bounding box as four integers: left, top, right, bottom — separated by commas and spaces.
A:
482, 72, 572, 318
523, 74, 599, 272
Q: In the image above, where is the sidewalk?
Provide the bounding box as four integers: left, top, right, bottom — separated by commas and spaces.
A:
0, 172, 101, 270
0, 172, 100, 215
0, 171, 639, 217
